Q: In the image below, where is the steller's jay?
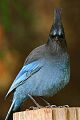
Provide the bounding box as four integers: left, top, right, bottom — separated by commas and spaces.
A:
5, 8, 70, 120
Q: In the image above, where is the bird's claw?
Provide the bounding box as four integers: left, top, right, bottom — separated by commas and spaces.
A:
45, 105, 57, 108
29, 106, 41, 110
46, 104, 69, 108
58, 105, 69, 108
50, 105, 57, 108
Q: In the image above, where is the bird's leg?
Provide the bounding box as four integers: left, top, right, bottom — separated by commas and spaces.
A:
28, 94, 58, 109
39, 97, 57, 108
28, 94, 41, 109
39, 97, 51, 106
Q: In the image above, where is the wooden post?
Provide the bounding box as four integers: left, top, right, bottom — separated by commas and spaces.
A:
13, 107, 80, 120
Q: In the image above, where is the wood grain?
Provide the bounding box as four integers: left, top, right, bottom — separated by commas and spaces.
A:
13, 107, 80, 120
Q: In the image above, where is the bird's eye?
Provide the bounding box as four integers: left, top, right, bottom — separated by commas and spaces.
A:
50, 34, 56, 39
51, 35, 56, 38
58, 29, 64, 38
58, 34, 64, 38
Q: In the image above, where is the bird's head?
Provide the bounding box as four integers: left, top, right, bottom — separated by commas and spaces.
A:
47, 8, 67, 53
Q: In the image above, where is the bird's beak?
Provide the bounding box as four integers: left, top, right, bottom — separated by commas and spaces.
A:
55, 36, 59, 41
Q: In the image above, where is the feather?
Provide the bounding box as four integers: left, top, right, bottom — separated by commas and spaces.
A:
5, 100, 15, 120
5, 60, 43, 98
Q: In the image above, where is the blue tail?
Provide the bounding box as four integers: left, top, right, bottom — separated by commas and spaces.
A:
5, 100, 15, 120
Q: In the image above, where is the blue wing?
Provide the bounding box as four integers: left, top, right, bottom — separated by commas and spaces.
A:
5, 60, 43, 98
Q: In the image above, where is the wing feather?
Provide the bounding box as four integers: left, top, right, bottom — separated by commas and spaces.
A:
5, 60, 43, 98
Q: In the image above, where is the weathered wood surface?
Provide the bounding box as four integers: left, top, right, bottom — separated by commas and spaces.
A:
13, 107, 80, 120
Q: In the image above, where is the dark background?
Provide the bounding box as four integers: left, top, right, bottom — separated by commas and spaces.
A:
0, 0, 80, 119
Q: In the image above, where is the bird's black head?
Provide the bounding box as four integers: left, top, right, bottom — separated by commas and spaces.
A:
47, 8, 67, 53
49, 24, 65, 41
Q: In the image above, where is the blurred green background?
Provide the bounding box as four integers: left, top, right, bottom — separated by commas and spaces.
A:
0, 0, 80, 119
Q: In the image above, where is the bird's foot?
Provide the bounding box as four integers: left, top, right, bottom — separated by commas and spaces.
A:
58, 105, 69, 108
45, 104, 69, 108
45, 105, 57, 108
50, 105, 57, 108
28, 94, 69, 109
29, 106, 42, 110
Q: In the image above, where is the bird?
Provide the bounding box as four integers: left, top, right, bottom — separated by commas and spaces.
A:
5, 8, 70, 120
